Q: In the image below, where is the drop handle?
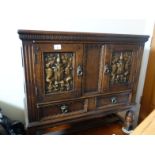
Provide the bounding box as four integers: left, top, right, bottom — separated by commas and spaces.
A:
111, 97, 117, 104
60, 104, 68, 114
104, 64, 111, 74
77, 65, 83, 77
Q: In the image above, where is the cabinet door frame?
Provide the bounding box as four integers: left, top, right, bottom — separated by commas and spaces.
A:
101, 44, 140, 92
33, 43, 83, 103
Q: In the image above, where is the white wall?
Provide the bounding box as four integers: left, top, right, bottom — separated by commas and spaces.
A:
0, 0, 154, 123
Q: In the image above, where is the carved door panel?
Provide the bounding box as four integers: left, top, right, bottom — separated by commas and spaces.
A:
33, 43, 83, 103
101, 44, 139, 92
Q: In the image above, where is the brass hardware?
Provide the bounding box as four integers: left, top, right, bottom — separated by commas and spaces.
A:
111, 97, 117, 104
104, 64, 111, 74
44, 53, 73, 94
60, 104, 68, 113
77, 65, 83, 77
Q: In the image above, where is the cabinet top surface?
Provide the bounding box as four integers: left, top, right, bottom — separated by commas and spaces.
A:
18, 29, 149, 43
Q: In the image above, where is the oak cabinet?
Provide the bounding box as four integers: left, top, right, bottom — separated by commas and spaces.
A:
18, 30, 149, 134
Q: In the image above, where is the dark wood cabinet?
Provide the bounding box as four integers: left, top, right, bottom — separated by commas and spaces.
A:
18, 30, 149, 134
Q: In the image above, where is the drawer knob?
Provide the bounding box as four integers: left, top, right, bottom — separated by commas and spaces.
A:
111, 97, 117, 104
60, 104, 68, 114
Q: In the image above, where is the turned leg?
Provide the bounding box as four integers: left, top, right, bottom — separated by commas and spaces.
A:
122, 110, 134, 134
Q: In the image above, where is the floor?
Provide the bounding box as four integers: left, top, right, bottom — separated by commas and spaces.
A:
44, 114, 126, 135
76, 121, 124, 135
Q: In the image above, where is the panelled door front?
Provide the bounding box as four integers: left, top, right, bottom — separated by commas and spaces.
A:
33, 43, 83, 103
101, 44, 140, 92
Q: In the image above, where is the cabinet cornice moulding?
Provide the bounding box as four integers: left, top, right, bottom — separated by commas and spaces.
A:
18, 30, 149, 43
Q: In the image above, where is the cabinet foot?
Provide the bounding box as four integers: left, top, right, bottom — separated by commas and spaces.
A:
122, 110, 134, 134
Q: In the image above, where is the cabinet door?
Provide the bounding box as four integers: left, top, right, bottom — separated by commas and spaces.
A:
101, 44, 139, 92
33, 43, 83, 103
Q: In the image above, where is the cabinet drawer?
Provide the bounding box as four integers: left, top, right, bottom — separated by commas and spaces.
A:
38, 100, 87, 120
96, 92, 131, 109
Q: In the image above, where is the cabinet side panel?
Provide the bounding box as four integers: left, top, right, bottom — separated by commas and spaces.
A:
23, 42, 38, 123
131, 45, 145, 102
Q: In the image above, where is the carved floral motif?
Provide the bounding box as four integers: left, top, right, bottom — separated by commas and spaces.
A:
44, 52, 73, 94
110, 51, 132, 85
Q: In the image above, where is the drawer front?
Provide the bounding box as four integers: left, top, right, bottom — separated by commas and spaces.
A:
96, 93, 131, 109
38, 100, 87, 120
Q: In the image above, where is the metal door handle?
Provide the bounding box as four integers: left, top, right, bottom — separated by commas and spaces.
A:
104, 64, 111, 74
77, 65, 83, 77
